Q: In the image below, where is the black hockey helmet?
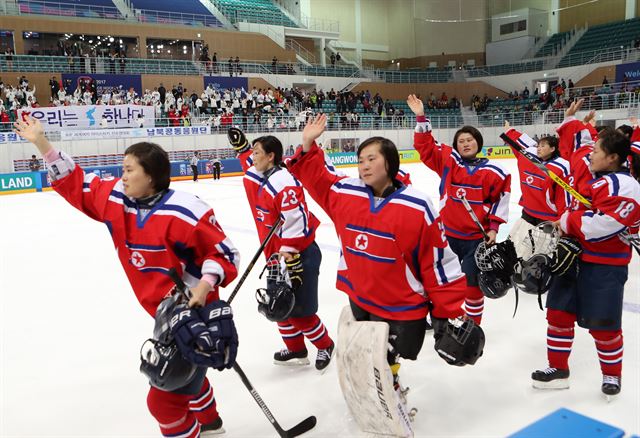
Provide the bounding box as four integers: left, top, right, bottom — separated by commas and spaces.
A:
478, 270, 511, 299
256, 282, 295, 322
475, 239, 518, 275
140, 339, 198, 391
512, 254, 553, 295
434, 319, 485, 366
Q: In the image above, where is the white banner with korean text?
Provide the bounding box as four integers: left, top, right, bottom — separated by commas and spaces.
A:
60, 126, 211, 140
18, 105, 156, 132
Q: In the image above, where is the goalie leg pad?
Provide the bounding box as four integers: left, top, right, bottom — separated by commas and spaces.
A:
336, 306, 414, 437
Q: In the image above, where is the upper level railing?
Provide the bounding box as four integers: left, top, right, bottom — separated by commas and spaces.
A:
15, 0, 124, 20
9, 0, 224, 27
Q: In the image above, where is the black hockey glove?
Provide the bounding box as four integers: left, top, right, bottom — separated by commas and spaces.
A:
285, 253, 304, 290
170, 304, 219, 367
551, 237, 581, 276
227, 127, 250, 154
431, 317, 449, 342
198, 300, 238, 371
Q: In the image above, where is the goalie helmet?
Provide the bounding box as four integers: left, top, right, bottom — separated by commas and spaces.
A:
434, 319, 485, 366
140, 339, 198, 392
256, 254, 295, 322
478, 270, 511, 299
474, 239, 518, 275
512, 254, 553, 295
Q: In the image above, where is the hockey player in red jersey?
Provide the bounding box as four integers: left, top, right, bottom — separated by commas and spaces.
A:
14, 117, 241, 438
407, 94, 511, 325
288, 113, 469, 392
503, 121, 571, 257
530, 129, 640, 398
228, 128, 335, 371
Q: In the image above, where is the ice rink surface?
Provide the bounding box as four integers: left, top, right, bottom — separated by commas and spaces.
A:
1, 160, 639, 437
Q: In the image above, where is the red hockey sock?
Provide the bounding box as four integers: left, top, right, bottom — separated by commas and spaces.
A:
289, 314, 333, 350
590, 329, 623, 377
147, 387, 200, 438
189, 378, 219, 426
277, 321, 306, 352
546, 309, 576, 370
464, 286, 484, 325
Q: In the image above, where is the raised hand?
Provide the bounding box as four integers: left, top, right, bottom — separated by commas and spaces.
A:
629, 116, 638, 127
407, 94, 425, 116
583, 110, 596, 126
301, 113, 327, 152
564, 98, 584, 118
504, 120, 511, 129
13, 117, 51, 154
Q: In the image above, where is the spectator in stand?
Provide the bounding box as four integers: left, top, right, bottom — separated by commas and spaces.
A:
330, 53, 336, 67
49, 76, 60, 101
28, 154, 41, 171
602, 76, 609, 86
5, 46, 14, 70
234, 57, 241, 76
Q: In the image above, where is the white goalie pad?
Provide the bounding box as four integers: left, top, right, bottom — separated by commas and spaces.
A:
336, 306, 413, 438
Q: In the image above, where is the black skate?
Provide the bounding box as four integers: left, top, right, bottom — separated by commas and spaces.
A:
531, 367, 570, 389
201, 416, 225, 436
602, 375, 621, 401
315, 342, 335, 372
273, 348, 309, 366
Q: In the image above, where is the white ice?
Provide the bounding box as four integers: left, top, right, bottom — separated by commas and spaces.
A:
1, 160, 639, 437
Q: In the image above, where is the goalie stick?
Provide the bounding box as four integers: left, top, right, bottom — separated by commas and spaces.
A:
500, 132, 640, 256
166, 217, 316, 438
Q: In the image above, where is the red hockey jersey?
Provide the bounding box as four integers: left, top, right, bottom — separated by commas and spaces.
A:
560, 171, 640, 265
413, 120, 511, 240
556, 116, 597, 201
239, 150, 319, 257
504, 128, 571, 221
288, 144, 466, 321
52, 160, 240, 317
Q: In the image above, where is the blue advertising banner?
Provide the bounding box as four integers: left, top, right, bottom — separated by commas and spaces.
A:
203, 76, 248, 91
0, 172, 42, 194
4, 159, 244, 195
62, 73, 143, 96
615, 61, 640, 83
327, 152, 358, 167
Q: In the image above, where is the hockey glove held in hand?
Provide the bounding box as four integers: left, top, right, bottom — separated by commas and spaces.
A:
197, 300, 239, 371
227, 127, 250, 154
170, 304, 218, 367
551, 237, 581, 276
285, 253, 304, 290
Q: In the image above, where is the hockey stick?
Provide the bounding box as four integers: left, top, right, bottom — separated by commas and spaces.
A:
459, 194, 489, 240
167, 267, 317, 438
500, 133, 640, 255
461, 194, 520, 315
227, 216, 283, 303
